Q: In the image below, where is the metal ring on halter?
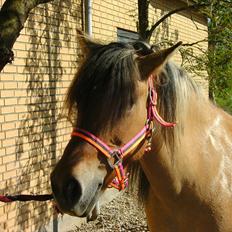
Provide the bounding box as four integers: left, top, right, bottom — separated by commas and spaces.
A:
107, 150, 123, 169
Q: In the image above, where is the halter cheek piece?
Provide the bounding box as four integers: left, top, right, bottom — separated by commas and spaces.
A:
71, 75, 176, 191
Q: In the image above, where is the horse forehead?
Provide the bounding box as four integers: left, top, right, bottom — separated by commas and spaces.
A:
62, 140, 100, 164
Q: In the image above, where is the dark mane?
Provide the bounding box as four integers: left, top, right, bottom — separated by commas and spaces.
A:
66, 42, 141, 133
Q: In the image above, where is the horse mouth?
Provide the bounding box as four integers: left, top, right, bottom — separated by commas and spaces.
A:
83, 201, 100, 222
73, 187, 102, 220
79, 198, 98, 218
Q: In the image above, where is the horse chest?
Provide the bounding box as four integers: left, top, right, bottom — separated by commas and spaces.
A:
145, 187, 218, 232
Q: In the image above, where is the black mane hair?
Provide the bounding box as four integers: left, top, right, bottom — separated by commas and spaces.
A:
66, 41, 155, 134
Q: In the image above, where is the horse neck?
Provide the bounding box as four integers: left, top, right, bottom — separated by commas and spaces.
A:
139, 88, 231, 202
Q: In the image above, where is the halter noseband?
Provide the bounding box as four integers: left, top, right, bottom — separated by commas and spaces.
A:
71, 75, 175, 191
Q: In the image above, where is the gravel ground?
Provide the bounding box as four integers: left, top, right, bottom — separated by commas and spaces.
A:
74, 191, 149, 232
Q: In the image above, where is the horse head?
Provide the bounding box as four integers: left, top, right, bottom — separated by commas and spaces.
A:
50, 36, 181, 220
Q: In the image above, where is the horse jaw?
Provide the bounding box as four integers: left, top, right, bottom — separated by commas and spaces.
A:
71, 182, 102, 218
85, 188, 122, 221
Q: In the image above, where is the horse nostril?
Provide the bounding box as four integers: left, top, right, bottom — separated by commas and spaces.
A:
64, 177, 82, 207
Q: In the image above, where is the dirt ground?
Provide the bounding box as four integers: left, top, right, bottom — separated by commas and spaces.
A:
74, 191, 149, 232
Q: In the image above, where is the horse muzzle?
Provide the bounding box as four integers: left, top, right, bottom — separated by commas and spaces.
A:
50, 172, 103, 219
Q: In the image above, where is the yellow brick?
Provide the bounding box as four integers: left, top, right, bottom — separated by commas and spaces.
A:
14, 89, 27, 98
5, 146, 15, 155
14, 57, 26, 66
0, 90, 14, 98
0, 132, 5, 140
3, 82, 17, 89
0, 165, 6, 173
4, 98, 17, 106
2, 154, 16, 164
5, 218, 15, 229
0, 148, 6, 156
15, 50, 28, 58
1, 69, 13, 79
13, 41, 26, 50
6, 162, 17, 171
0, 213, 7, 223
5, 130, 17, 138
7, 210, 17, 220
3, 169, 17, 180
16, 34, 30, 43
2, 64, 17, 74
14, 105, 27, 113
4, 114, 18, 123
0, 207, 4, 215
1, 122, 15, 131
2, 138, 15, 148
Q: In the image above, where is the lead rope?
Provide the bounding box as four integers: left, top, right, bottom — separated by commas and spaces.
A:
0, 194, 53, 203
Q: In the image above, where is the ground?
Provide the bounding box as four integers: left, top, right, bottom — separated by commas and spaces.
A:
74, 191, 149, 232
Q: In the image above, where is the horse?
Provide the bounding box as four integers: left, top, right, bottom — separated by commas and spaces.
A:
50, 36, 232, 231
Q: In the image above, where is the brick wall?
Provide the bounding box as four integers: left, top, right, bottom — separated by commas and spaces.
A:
149, 0, 208, 93
92, 0, 208, 93
0, 0, 208, 231
0, 0, 82, 231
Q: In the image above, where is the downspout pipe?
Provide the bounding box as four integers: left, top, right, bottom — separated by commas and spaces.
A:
85, 0, 92, 36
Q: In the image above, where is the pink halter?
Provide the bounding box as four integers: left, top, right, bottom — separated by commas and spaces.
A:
71, 75, 176, 191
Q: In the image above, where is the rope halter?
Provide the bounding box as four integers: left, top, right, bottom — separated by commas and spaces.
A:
71, 75, 176, 191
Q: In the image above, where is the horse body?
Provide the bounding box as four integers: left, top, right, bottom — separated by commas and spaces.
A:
50, 36, 232, 231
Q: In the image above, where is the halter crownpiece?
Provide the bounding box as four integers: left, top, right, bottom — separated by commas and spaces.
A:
71, 75, 176, 191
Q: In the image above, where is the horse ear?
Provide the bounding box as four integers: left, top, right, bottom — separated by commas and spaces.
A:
76, 29, 102, 56
137, 41, 182, 79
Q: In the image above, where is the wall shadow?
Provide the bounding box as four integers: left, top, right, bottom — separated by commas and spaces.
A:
149, 0, 207, 47
150, 0, 207, 25
149, 7, 180, 46
14, 0, 82, 231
